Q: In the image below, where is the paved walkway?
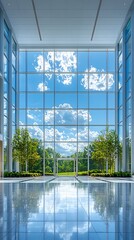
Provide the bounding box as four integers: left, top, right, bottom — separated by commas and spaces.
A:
1, 175, 134, 184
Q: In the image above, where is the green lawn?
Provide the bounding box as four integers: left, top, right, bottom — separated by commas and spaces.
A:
57, 171, 88, 176
58, 172, 76, 176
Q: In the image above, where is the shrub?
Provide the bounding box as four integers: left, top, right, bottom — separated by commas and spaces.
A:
4, 171, 42, 178
90, 171, 131, 177
78, 171, 88, 176
88, 169, 104, 176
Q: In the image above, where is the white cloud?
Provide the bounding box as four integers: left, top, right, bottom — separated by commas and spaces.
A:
45, 110, 54, 125
55, 52, 77, 72
44, 104, 76, 125
27, 113, 34, 120
37, 82, 49, 91
55, 142, 77, 156
34, 55, 44, 72
34, 52, 77, 86
89, 129, 99, 140
27, 110, 42, 124
78, 110, 92, 123
56, 74, 73, 85
44, 103, 91, 126
28, 124, 43, 140
81, 66, 114, 91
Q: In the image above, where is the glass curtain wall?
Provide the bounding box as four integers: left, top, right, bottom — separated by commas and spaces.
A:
19, 49, 115, 174
125, 20, 131, 171
3, 20, 17, 171
12, 39, 17, 170
3, 21, 10, 170
117, 19, 131, 172
117, 36, 123, 170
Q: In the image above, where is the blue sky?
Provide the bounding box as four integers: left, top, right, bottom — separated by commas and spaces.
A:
19, 51, 115, 156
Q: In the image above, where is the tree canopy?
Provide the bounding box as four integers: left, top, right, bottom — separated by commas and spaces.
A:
12, 128, 121, 173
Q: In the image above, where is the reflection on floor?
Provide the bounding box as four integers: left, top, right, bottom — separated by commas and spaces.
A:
0, 177, 134, 240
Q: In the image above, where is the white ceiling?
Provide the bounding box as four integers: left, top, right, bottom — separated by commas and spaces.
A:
0, 0, 133, 47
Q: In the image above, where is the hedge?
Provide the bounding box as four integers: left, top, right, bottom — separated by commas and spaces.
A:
90, 171, 131, 177
4, 171, 42, 177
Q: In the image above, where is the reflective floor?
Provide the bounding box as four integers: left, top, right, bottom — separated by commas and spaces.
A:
0, 177, 134, 240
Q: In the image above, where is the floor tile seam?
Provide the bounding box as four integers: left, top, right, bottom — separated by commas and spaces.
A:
94, 177, 111, 183
43, 176, 56, 183
20, 176, 56, 183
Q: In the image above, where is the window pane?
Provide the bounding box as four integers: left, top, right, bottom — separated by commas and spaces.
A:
107, 74, 115, 91
108, 93, 115, 108
27, 126, 43, 141
55, 94, 77, 108
27, 74, 44, 92
4, 37, 9, 57
89, 93, 106, 108
108, 52, 115, 72
27, 110, 43, 125
126, 99, 131, 117
19, 110, 26, 125
89, 74, 107, 91
78, 126, 88, 141
89, 51, 106, 71
78, 52, 88, 72
78, 110, 89, 125
19, 51, 26, 72
90, 110, 106, 125
118, 107, 123, 123
55, 142, 77, 157
118, 89, 122, 107
55, 51, 77, 72
126, 78, 131, 99
12, 89, 16, 107
45, 127, 54, 141
89, 126, 105, 141
44, 51, 54, 72
12, 68, 16, 89
126, 116, 131, 139
19, 74, 26, 91
55, 110, 77, 125
55, 74, 77, 91
78, 93, 88, 108
126, 37, 131, 57
19, 93, 26, 108
27, 93, 43, 108
78, 74, 88, 91
118, 73, 123, 89
27, 51, 43, 72
55, 126, 77, 141
108, 110, 115, 125
45, 93, 54, 108
45, 74, 54, 91
126, 55, 131, 80
44, 110, 54, 125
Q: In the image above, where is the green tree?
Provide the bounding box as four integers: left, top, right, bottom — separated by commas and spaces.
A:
90, 130, 120, 173
12, 128, 40, 171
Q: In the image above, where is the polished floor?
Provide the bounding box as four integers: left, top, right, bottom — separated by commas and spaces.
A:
0, 176, 134, 240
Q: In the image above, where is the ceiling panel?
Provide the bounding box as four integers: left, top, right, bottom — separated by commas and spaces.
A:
0, 0, 133, 47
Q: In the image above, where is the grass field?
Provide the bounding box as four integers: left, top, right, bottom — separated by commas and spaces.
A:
58, 172, 76, 176
57, 171, 88, 176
